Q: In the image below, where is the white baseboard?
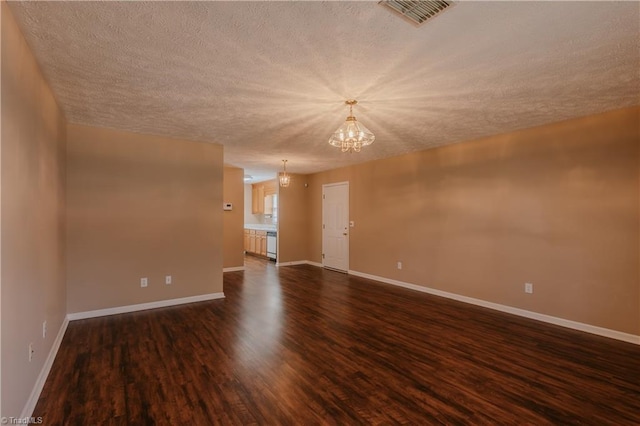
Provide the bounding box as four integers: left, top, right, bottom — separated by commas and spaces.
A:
276, 260, 307, 267
67, 292, 226, 321
20, 293, 225, 417
223, 266, 245, 272
276, 260, 323, 268
348, 270, 640, 345
21, 316, 69, 418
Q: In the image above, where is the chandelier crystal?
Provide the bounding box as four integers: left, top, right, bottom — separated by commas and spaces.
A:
328, 100, 375, 153
279, 160, 290, 188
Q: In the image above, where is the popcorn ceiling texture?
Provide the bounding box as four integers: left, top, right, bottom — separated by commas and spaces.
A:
7, 1, 640, 179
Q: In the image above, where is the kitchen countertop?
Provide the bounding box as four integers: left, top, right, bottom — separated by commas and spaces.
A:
244, 224, 277, 232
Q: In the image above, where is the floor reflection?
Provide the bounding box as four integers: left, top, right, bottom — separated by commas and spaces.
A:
232, 256, 284, 369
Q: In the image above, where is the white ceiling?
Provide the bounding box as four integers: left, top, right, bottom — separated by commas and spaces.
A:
8, 1, 640, 181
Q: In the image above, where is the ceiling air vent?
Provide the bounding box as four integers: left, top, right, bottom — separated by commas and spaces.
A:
379, 1, 453, 26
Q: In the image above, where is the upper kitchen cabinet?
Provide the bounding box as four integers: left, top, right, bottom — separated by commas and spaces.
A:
252, 180, 277, 214
263, 180, 277, 196
251, 184, 264, 214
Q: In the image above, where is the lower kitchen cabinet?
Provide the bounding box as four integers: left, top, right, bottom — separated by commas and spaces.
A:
244, 229, 268, 257
243, 229, 251, 252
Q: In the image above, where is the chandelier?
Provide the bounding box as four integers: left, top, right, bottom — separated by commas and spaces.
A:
328, 100, 375, 153
279, 160, 291, 188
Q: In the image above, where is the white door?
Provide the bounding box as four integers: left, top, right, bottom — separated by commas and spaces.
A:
322, 182, 349, 272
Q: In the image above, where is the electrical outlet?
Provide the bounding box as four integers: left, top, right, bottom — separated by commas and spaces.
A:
165, 275, 172, 285
43, 321, 47, 339
29, 343, 34, 362
397, 261, 402, 270
141, 277, 148, 288
525, 282, 533, 294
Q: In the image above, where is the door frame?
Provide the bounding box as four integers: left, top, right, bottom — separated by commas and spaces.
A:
322, 181, 349, 272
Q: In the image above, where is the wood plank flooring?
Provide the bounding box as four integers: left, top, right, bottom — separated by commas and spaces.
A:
35, 256, 640, 425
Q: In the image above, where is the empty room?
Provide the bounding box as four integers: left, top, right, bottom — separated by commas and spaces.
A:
2, 1, 639, 424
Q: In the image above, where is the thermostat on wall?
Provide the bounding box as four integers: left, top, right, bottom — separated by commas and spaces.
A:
223, 203, 233, 211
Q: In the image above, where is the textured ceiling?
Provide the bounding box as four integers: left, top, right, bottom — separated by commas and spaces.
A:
8, 1, 640, 181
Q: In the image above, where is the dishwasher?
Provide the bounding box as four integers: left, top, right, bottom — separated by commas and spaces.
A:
266, 231, 277, 260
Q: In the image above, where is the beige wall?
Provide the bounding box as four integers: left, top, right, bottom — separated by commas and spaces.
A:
66, 125, 223, 313
1, 2, 67, 417
304, 107, 639, 335
278, 174, 309, 263
223, 167, 244, 269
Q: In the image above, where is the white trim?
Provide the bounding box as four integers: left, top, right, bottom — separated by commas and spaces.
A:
276, 260, 307, 267
276, 260, 324, 268
348, 270, 640, 345
322, 180, 350, 188
21, 316, 69, 418
67, 293, 225, 321
223, 266, 245, 272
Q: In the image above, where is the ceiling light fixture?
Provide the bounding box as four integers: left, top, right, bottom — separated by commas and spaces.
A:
328, 100, 375, 153
243, 174, 253, 182
279, 160, 290, 188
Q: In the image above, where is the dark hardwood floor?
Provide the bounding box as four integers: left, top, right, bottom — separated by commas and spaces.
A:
35, 256, 640, 425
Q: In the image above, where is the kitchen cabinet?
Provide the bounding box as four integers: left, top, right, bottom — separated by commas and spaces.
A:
244, 228, 267, 257
251, 180, 277, 214
251, 185, 264, 214
257, 231, 267, 256
249, 230, 257, 253
243, 229, 251, 252
263, 180, 277, 196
